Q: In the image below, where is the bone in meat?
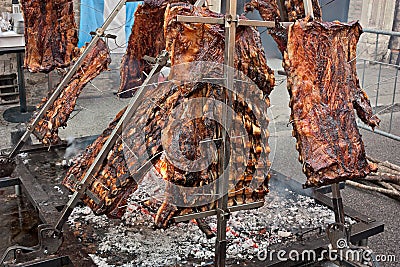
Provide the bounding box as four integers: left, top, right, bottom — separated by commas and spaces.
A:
21, 0, 78, 73
285, 19, 379, 187
32, 39, 111, 145
138, 4, 275, 227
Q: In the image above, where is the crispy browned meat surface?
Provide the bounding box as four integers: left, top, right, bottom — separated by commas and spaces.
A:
165, 4, 275, 95
21, 0, 78, 73
63, 107, 138, 218
285, 20, 379, 187
63, 4, 274, 229
118, 0, 195, 98
245, 0, 322, 53
32, 40, 111, 145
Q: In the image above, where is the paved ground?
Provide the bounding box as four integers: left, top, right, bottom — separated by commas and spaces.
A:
0, 56, 399, 266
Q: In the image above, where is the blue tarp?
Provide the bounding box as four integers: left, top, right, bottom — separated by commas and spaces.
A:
78, 0, 104, 47
78, 0, 142, 48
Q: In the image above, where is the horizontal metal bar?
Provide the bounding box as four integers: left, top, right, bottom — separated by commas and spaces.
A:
0, 135, 99, 155
174, 210, 217, 222
363, 28, 400, 37
358, 123, 400, 142
314, 182, 345, 194
237, 19, 275, 28
358, 58, 400, 68
177, 16, 276, 28
350, 221, 384, 244
173, 201, 264, 222
176, 15, 224, 25
0, 177, 20, 188
280, 22, 294, 28
14, 256, 74, 267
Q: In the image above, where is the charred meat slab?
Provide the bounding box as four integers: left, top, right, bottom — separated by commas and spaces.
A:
285, 20, 379, 187
32, 39, 111, 145
21, 0, 78, 73
63, 107, 138, 218
165, 4, 275, 95
63, 5, 274, 228
118, 0, 168, 98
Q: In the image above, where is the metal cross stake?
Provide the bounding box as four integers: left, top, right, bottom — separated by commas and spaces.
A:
177, 1, 275, 266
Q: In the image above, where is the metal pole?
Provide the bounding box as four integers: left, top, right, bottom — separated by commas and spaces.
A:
16, 52, 27, 113
374, 34, 379, 62
7, 0, 128, 160
331, 183, 345, 224
389, 68, 398, 133
303, 0, 314, 19
374, 64, 382, 114
215, 0, 237, 266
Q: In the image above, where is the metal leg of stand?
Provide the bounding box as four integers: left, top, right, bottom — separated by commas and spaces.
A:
16, 52, 27, 113
15, 184, 21, 196
215, 205, 229, 267
331, 183, 345, 224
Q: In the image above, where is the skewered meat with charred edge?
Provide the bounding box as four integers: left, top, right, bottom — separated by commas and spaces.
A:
244, 0, 322, 53
165, 4, 275, 95
283, 0, 321, 21
140, 4, 273, 228
32, 39, 111, 146
21, 0, 78, 73
63, 4, 274, 229
118, 0, 195, 98
125, 81, 271, 229
285, 19, 379, 187
63, 107, 139, 218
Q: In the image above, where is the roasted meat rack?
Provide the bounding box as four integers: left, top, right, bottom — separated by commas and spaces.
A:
0, 1, 354, 267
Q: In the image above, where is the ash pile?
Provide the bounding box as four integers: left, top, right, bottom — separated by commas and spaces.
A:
68, 183, 354, 266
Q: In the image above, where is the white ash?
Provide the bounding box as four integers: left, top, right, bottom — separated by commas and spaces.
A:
68, 188, 354, 267
18, 152, 30, 164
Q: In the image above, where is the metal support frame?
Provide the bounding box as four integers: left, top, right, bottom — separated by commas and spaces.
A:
176, 0, 277, 265
54, 50, 169, 232
357, 28, 400, 141
0, 50, 170, 266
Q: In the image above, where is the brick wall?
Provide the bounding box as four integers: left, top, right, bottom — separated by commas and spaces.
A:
348, 0, 363, 21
